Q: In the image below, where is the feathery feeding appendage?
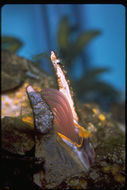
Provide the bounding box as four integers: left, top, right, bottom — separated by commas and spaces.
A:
50, 51, 78, 122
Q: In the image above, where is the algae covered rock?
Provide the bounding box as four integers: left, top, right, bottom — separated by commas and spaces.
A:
2, 50, 28, 92
1, 49, 56, 93
34, 132, 85, 189
2, 117, 35, 155
56, 104, 125, 189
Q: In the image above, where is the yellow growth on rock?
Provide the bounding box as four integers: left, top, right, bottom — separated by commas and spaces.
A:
2, 97, 5, 101
15, 93, 22, 99
13, 99, 19, 105
74, 122, 91, 138
2, 109, 6, 115
92, 108, 98, 115
98, 114, 105, 121
103, 165, 111, 172
22, 102, 28, 107
22, 116, 34, 125
8, 93, 15, 98
4, 101, 10, 106
114, 175, 125, 183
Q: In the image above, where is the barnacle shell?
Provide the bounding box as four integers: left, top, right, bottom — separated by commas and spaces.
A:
41, 88, 95, 170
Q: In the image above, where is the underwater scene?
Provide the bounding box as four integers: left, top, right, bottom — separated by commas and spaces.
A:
1, 4, 125, 190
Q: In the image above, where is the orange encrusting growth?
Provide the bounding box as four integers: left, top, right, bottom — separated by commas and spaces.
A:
98, 114, 105, 121
74, 122, 91, 138
2, 81, 43, 119
57, 132, 83, 148
2, 97, 5, 101
22, 116, 34, 125
57, 122, 91, 148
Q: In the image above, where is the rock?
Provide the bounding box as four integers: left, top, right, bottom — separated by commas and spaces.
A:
1, 50, 56, 93
2, 117, 34, 155
56, 104, 125, 189
1, 51, 125, 189
2, 50, 28, 92
34, 132, 84, 189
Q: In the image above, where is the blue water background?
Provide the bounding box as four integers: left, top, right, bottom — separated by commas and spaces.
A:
1, 4, 125, 99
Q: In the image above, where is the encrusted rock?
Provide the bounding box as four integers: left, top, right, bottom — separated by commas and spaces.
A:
2, 117, 34, 155
1, 51, 125, 189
